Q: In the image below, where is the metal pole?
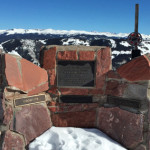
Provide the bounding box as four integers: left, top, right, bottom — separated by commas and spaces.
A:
134, 4, 139, 33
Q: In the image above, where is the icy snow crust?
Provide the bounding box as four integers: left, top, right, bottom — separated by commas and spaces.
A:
29, 127, 127, 150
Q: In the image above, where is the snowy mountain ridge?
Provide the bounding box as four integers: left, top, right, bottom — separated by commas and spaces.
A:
0, 28, 150, 39
0, 28, 150, 69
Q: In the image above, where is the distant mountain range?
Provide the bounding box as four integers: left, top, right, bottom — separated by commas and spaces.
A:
0, 29, 150, 69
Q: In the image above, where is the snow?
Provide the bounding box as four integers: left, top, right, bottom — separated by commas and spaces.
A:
109, 39, 116, 48
0, 28, 149, 39
0, 28, 149, 41
0, 44, 2, 49
140, 41, 150, 54
8, 50, 21, 56
112, 50, 131, 56
21, 39, 39, 65
39, 40, 46, 45
62, 38, 90, 46
29, 127, 127, 150
0, 29, 128, 37
120, 41, 130, 47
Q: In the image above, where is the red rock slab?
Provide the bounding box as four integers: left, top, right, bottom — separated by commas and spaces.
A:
105, 80, 127, 97
21, 58, 48, 92
96, 47, 111, 89
117, 55, 150, 81
51, 110, 97, 128
81, 103, 99, 111
5, 54, 49, 95
88, 89, 104, 95
57, 50, 78, 60
107, 70, 121, 79
79, 51, 95, 61
42, 47, 56, 70
28, 82, 49, 96
97, 107, 144, 149
2, 130, 25, 150
60, 88, 89, 95
5, 54, 23, 90
48, 103, 99, 113
11, 104, 51, 144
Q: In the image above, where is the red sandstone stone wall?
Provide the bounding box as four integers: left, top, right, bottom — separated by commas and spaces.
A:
39, 46, 149, 150
48, 102, 99, 128
0, 53, 52, 149
40, 46, 111, 96
1, 49, 150, 150
97, 107, 144, 149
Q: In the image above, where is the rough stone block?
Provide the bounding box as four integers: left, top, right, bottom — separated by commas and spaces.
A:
5, 54, 49, 95
10, 104, 51, 144
21, 58, 48, 92
51, 110, 97, 128
2, 130, 25, 150
42, 47, 56, 70
48, 103, 99, 113
28, 82, 49, 96
96, 47, 111, 89
57, 50, 78, 60
57, 103, 83, 113
3, 104, 13, 125
81, 103, 99, 111
123, 83, 148, 100
79, 51, 95, 60
105, 80, 127, 97
97, 107, 144, 149
60, 88, 89, 95
48, 69, 56, 86
107, 70, 121, 79
88, 89, 104, 95
5, 54, 23, 90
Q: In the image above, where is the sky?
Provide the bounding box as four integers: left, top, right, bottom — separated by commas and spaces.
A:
0, 0, 149, 34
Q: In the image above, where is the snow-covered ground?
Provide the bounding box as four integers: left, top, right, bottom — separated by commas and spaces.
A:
29, 127, 127, 150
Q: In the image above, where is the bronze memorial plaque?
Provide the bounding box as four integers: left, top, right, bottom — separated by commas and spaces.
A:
57, 61, 95, 87
14, 94, 46, 107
